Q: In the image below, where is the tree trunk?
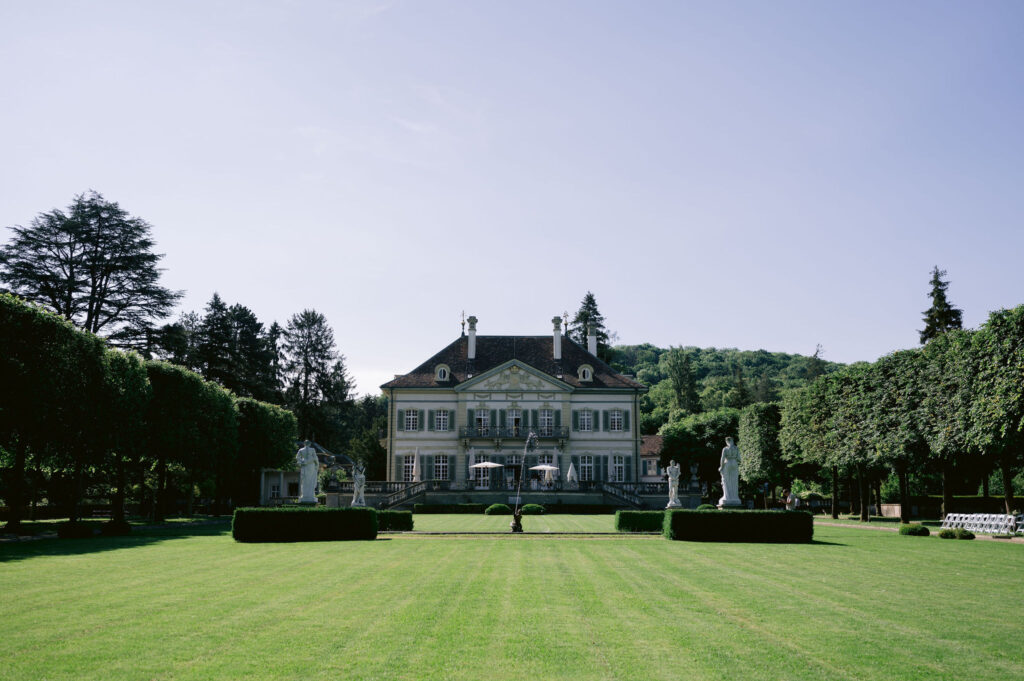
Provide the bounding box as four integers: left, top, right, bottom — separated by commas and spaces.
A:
185, 472, 194, 518
848, 473, 858, 516
1000, 453, 1016, 515
830, 466, 839, 519
69, 461, 83, 523
898, 466, 911, 524
873, 479, 882, 517
941, 460, 953, 518
2, 446, 26, 533
155, 455, 167, 523
982, 473, 990, 499
112, 453, 127, 524
858, 466, 869, 522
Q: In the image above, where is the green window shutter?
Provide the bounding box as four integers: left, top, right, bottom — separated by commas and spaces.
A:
625, 457, 632, 482
531, 410, 538, 428
624, 410, 630, 432
554, 410, 562, 427
490, 409, 497, 427
447, 455, 455, 480
424, 455, 434, 479
602, 410, 609, 432
448, 410, 455, 429
418, 410, 425, 430
397, 410, 405, 431
499, 409, 507, 427
521, 410, 529, 428
571, 455, 579, 469
467, 409, 475, 427
428, 410, 435, 431
572, 410, 579, 431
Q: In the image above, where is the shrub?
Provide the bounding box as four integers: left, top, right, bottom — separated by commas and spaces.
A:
484, 503, 512, 515
615, 510, 664, 532
57, 521, 95, 539
413, 503, 486, 514
100, 520, 133, 536
378, 510, 413, 532
899, 523, 929, 536
521, 504, 545, 515
696, 504, 717, 511
938, 528, 956, 539
542, 504, 619, 514
232, 507, 377, 542
663, 509, 813, 543
938, 528, 974, 539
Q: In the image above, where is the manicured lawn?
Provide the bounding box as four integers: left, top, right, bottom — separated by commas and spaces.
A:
408, 513, 619, 533
2, 522, 1022, 680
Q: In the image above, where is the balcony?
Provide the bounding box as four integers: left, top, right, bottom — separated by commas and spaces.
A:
458, 426, 569, 440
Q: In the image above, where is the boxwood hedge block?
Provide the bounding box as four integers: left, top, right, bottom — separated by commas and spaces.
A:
232, 507, 378, 542
413, 504, 486, 514
615, 510, 665, 532
899, 523, 930, 536
485, 503, 513, 515
378, 510, 413, 532
663, 509, 813, 543
521, 504, 545, 515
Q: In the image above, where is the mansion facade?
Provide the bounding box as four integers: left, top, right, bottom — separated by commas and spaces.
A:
381, 316, 647, 490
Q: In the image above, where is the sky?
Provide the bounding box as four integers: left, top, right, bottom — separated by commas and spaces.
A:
2, 1, 1023, 395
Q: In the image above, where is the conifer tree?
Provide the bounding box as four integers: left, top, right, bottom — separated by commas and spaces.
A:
920, 266, 963, 344
568, 291, 612, 361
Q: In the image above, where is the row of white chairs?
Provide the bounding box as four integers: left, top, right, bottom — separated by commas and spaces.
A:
940, 513, 1019, 535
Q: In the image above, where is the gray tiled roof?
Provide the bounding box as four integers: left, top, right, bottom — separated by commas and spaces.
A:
381, 335, 646, 391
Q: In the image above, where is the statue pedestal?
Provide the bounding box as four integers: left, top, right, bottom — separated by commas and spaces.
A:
718, 500, 742, 509
666, 498, 682, 509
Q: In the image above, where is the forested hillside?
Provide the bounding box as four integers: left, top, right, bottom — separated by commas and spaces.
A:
608, 344, 843, 434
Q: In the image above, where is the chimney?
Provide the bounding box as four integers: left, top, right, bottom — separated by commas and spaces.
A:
587, 323, 597, 356
552, 316, 562, 360
467, 315, 478, 360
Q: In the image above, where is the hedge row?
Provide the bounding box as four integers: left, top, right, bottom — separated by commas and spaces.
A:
378, 510, 413, 532
485, 504, 512, 515
413, 504, 487, 514
540, 504, 620, 514
663, 509, 813, 543
615, 510, 665, 532
521, 504, 545, 515
232, 507, 377, 542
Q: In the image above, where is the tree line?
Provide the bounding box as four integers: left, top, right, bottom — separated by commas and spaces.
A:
0, 294, 298, 533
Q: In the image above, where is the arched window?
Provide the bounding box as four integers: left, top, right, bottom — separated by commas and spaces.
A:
578, 364, 594, 382
435, 364, 450, 381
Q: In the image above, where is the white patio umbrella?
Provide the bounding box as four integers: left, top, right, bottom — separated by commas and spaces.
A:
469, 461, 504, 468
529, 464, 559, 471
412, 448, 421, 482
566, 462, 578, 483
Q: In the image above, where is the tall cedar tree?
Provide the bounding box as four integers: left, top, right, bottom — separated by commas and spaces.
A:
0, 191, 182, 347
282, 309, 352, 447
664, 347, 702, 414
568, 291, 611, 361
920, 266, 963, 344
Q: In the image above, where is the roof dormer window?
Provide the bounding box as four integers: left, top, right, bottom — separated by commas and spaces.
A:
435, 364, 450, 382
578, 364, 593, 382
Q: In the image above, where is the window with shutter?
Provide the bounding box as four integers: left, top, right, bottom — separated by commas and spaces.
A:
397, 409, 405, 431
428, 410, 435, 431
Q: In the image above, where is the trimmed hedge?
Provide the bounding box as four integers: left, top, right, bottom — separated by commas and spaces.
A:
615, 510, 665, 532
939, 528, 976, 540
663, 509, 813, 543
899, 523, 930, 536
232, 507, 377, 542
485, 503, 513, 515
413, 504, 487, 514
378, 510, 413, 532
542, 504, 620, 514
696, 504, 717, 511
521, 504, 545, 515
57, 521, 96, 539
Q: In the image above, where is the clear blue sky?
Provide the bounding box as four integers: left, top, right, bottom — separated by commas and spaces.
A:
3, 1, 1023, 395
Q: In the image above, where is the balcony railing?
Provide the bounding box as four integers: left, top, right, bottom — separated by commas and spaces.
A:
458, 426, 569, 440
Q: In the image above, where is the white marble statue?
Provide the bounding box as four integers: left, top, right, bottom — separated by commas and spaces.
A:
665, 460, 682, 508
718, 437, 742, 507
296, 440, 319, 503
351, 464, 367, 507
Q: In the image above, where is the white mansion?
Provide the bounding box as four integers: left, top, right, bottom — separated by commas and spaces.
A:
381, 316, 648, 492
